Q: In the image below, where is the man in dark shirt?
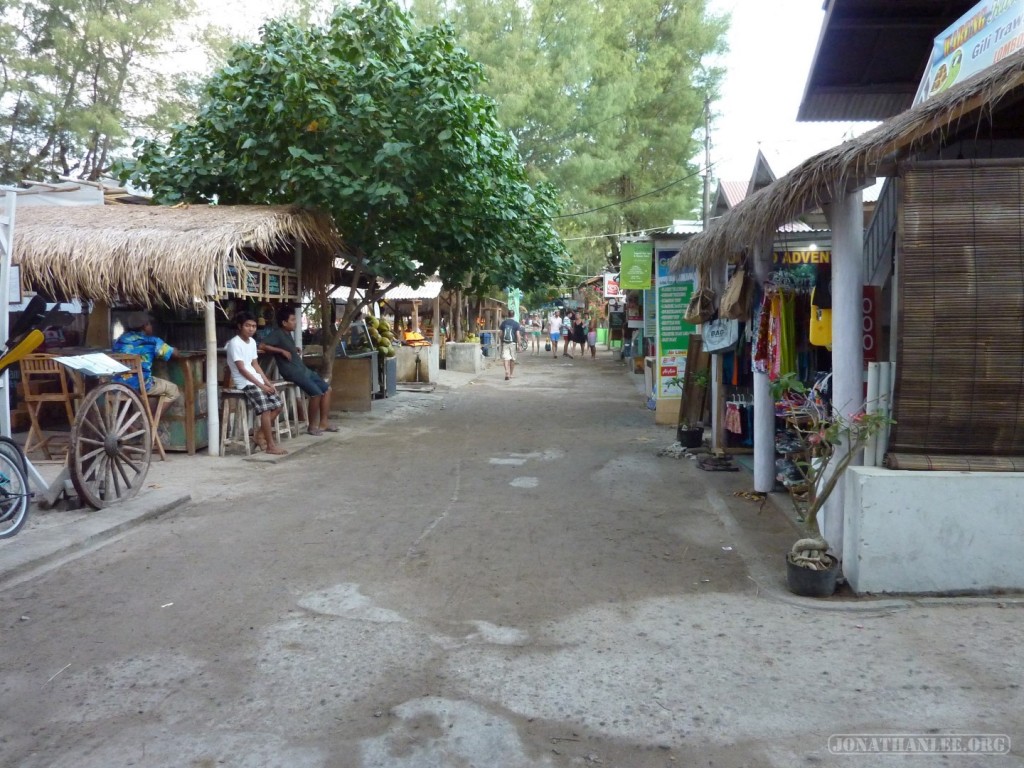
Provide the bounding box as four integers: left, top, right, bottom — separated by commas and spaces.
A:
497, 309, 524, 381
258, 306, 337, 435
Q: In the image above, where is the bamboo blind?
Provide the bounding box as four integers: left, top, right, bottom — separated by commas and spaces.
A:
891, 160, 1024, 457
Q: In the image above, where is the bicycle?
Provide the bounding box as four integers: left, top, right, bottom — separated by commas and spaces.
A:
0, 436, 30, 539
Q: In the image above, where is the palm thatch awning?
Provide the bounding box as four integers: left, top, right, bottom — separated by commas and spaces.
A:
672, 47, 1024, 272
13, 204, 344, 306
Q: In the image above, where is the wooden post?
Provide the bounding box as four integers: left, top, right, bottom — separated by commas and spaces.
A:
205, 269, 220, 457
85, 299, 112, 348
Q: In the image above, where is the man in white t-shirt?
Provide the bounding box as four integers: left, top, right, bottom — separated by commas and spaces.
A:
226, 311, 286, 455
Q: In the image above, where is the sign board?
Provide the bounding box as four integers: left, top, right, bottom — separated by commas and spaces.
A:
603, 272, 621, 298
620, 242, 653, 290
914, 0, 1024, 106
656, 250, 696, 397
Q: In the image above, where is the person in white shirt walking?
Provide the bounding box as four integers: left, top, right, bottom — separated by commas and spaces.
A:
547, 312, 562, 359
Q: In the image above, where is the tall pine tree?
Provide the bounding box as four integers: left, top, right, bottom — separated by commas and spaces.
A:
412, 0, 727, 275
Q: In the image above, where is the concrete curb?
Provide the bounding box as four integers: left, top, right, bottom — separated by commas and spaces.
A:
0, 488, 191, 586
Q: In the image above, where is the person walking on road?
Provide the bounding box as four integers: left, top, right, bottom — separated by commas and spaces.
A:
561, 311, 574, 358
547, 312, 562, 359
572, 313, 587, 357
498, 310, 524, 380
587, 314, 598, 358
528, 314, 542, 355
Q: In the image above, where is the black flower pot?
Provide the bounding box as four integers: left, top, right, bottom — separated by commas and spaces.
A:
676, 426, 703, 448
785, 554, 839, 597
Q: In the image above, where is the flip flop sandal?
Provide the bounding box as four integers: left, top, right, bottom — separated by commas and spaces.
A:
307, 428, 324, 436
698, 457, 739, 472
321, 425, 340, 432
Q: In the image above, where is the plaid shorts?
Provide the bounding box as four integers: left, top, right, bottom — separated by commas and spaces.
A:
242, 385, 283, 415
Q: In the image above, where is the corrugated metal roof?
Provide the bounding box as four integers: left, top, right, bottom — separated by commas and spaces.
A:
383, 279, 444, 300
666, 220, 704, 234
718, 180, 747, 208
798, 0, 978, 122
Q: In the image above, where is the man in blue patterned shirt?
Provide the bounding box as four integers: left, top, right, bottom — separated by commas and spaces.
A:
112, 312, 181, 405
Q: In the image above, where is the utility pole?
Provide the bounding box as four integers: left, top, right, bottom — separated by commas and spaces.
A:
701, 94, 725, 453
702, 94, 711, 230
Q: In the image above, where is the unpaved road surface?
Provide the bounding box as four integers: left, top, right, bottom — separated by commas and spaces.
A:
2, 351, 1022, 767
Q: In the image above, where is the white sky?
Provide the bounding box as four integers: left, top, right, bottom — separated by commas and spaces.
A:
187, 0, 874, 189
707, 0, 874, 183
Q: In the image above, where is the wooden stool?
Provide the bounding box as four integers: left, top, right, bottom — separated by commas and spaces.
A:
271, 381, 295, 440
274, 381, 303, 436
219, 389, 252, 456
220, 387, 290, 453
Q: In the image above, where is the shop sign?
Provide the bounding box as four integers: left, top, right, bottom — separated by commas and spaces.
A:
773, 250, 831, 266
620, 242, 653, 290
603, 272, 621, 298
625, 293, 644, 328
656, 250, 695, 398
914, 0, 1024, 106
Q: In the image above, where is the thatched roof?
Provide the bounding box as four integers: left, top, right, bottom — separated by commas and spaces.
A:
672, 47, 1024, 271
13, 204, 344, 306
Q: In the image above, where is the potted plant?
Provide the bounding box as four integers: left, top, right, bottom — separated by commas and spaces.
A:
669, 369, 709, 448
771, 373, 892, 597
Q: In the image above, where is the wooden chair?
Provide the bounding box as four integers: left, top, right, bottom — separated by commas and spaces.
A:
19, 354, 79, 459
109, 353, 167, 461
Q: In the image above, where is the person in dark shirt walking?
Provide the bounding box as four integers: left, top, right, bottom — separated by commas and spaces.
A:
497, 310, 524, 380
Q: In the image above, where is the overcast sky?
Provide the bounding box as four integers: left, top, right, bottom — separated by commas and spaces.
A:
706, 0, 875, 183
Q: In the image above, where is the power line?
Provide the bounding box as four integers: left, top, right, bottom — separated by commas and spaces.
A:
552, 161, 716, 219
561, 225, 671, 242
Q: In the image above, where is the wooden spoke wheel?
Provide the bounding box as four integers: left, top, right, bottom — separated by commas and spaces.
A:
69, 382, 152, 509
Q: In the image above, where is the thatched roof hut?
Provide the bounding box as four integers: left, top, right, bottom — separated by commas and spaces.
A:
671, 47, 1024, 271
13, 204, 343, 306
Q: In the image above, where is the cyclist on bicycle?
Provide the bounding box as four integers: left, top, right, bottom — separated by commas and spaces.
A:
497, 310, 524, 381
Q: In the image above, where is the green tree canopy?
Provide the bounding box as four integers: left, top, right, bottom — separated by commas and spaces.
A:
412, 0, 727, 275
0, 0, 198, 182
117, 0, 568, 307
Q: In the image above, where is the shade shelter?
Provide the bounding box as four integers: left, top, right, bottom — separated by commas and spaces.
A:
10, 202, 344, 456
669, 47, 1024, 592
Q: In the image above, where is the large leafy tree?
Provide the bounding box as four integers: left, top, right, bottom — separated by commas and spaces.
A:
412, 0, 727, 276
118, 0, 567, 348
0, 0, 197, 182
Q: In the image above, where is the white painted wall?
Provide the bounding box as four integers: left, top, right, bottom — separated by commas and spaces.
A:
444, 342, 483, 374
843, 466, 1024, 594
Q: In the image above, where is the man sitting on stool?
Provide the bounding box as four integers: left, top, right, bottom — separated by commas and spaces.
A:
258, 305, 338, 436
112, 312, 182, 406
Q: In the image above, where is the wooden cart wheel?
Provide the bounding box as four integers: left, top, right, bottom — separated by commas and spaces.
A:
69, 382, 153, 509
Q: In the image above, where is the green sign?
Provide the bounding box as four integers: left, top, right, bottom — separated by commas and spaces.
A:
620, 242, 653, 290
656, 250, 696, 397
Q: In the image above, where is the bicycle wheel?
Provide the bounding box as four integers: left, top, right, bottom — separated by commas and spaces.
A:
0, 452, 30, 538
0, 435, 27, 477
